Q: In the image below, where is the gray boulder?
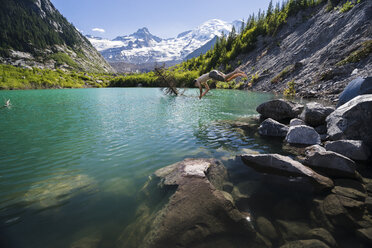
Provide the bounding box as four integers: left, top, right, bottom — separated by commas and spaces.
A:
256, 99, 304, 121
118, 158, 266, 248
300, 102, 335, 127
258, 118, 289, 137
326, 94, 372, 146
325, 140, 371, 161
290, 118, 305, 126
241, 154, 333, 190
304, 148, 357, 178
338, 77, 372, 107
285, 125, 321, 145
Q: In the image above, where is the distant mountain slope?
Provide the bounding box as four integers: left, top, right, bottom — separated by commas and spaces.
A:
0, 0, 114, 73
87, 19, 242, 65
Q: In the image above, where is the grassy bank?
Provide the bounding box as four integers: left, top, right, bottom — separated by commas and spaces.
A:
0, 64, 201, 90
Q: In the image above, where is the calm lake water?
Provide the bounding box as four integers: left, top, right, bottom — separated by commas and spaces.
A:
0, 88, 278, 247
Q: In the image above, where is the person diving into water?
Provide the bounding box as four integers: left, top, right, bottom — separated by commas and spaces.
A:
194, 68, 247, 99
3, 99, 11, 108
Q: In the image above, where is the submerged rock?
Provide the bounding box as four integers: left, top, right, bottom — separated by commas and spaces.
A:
23, 174, 97, 209
258, 118, 289, 137
256, 99, 303, 121
305, 228, 337, 247
300, 102, 335, 127
325, 140, 371, 161
285, 125, 321, 145
118, 158, 267, 248
357, 227, 372, 245
279, 239, 330, 248
276, 220, 311, 241
326, 94, 372, 146
240, 154, 333, 190
304, 148, 357, 178
256, 216, 279, 241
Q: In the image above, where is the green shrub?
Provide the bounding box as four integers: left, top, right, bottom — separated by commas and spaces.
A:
283, 80, 296, 97
336, 40, 372, 66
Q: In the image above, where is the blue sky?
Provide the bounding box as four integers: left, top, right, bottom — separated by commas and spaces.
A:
51, 0, 273, 39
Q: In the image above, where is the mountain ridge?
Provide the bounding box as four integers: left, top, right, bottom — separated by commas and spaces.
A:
87, 19, 243, 69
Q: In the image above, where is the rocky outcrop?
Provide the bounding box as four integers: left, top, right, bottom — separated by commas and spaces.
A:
304, 147, 357, 178
118, 158, 266, 248
242, 1, 372, 102
256, 99, 303, 121
300, 102, 334, 127
325, 140, 371, 161
326, 94, 372, 146
241, 154, 333, 190
285, 125, 321, 145
258, 118, 289, 137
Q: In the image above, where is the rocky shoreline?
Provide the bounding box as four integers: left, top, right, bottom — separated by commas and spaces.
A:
117, 79, 372, 248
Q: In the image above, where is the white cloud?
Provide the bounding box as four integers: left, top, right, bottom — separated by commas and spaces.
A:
92, 28, 105, 33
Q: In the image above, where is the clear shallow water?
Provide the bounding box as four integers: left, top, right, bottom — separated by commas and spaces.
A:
0, 88, 275, 247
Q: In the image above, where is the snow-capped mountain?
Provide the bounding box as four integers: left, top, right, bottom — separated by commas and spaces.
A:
87, 19, 242, 65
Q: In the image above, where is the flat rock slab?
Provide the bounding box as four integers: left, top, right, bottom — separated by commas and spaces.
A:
304, 148, 357, 178
256, 99, 303, 121
327, 94, 372, 146
285, 125, 321, 145
241, 154, 333, 190
325, 140, 371, 161
258, 118, 289, 137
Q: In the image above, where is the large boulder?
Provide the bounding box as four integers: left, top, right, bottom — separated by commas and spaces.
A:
325, 140, 371, 161
300, 102, 335, 127
337, 77, 372, 107
304, 147, 357, 178
118, 158, 266, 248
326, 94, 372, 146
256, 99, 303, 121
285, 125, 321, 145
258, 118, 289, 137
240, 154, 333, 190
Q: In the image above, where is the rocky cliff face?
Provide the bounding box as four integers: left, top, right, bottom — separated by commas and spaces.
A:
0, 0, 114, 73
239, 1, 371, 102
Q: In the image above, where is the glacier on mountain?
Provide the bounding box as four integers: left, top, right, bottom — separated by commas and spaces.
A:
87, 19, 242, 64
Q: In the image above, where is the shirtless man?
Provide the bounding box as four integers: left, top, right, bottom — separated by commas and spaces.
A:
194, 68, 247, 99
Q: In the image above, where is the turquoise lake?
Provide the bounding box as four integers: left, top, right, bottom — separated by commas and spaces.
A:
0, 88, 278, 247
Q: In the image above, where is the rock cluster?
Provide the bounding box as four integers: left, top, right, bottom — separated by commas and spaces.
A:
121, 94, 372, 248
